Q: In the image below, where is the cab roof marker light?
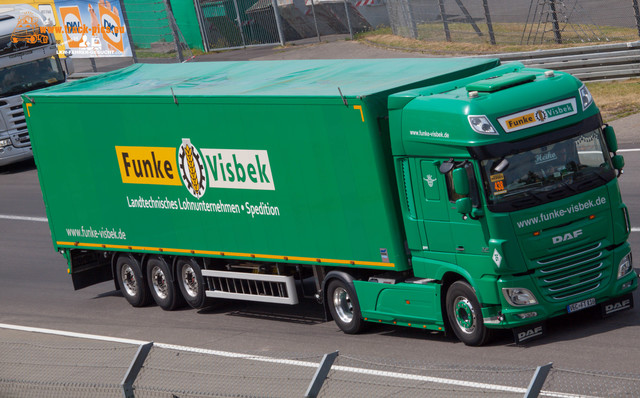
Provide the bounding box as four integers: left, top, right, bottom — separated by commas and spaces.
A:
468, 115, 498, 135
579, 84, 593, 111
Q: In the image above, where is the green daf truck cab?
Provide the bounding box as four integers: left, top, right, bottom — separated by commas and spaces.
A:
381, 63, 635, 344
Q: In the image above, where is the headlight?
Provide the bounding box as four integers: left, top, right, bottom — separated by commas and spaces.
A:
468, 115, 498, 135
502, 288, 538, 306
0, 138, 11, 148
579, 84, 593, 111
618, 253, 633, 279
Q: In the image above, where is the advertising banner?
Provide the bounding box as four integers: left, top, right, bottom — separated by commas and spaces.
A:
48, 0, 132, 58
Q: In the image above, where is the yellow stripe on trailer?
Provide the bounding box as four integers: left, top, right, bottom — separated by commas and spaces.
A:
56, 241, 396, 268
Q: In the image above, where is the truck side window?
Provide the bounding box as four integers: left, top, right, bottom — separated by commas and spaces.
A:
444, 164, 480, 207
445, 171, 466, 203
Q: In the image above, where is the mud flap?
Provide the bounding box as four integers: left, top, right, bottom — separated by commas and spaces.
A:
601, 294, 634, 318
513, 322, 545, 345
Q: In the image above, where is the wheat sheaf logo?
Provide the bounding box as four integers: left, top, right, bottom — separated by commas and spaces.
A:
178, 138, 206, 199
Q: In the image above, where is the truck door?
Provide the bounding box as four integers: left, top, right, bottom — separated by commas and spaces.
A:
443, 162, 488, 256
415, 159, 454, 253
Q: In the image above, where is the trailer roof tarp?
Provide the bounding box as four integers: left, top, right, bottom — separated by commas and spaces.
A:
33, 58, 500, 98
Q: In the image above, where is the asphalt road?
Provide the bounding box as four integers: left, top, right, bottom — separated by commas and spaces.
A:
6, 33, 640, 383
1, 144, 639, 378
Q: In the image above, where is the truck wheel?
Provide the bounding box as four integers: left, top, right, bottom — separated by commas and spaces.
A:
177, 258, 207, 309
445, 281, 492, 346
327, 279, 366, 334
147, 257, 184, 311
116, 256, 151, 307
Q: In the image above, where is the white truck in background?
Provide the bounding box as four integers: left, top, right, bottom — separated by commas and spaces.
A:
0, 4, 65, 166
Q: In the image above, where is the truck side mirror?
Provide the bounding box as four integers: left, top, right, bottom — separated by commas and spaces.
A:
612, 154, 625, 175
603, 125, 618, 153
439, 160, 455, 174
456, 197, 472, 215
452, 167, 469, 196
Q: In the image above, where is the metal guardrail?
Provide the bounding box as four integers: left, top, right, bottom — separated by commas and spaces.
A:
485, 41, 640, 81
2, 323, 640, 397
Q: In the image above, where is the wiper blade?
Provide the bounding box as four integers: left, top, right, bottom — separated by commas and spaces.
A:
543, 182, 576, 201
502, 187, 544, 202
559, 180, 578, 193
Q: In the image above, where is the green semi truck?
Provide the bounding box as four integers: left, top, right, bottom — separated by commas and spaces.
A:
24, 59, 637, 345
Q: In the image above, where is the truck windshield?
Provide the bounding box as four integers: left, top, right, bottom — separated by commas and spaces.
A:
480, 128, 615, 212
0, 56, 64, 97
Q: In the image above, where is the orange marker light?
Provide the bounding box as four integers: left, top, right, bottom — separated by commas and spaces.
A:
533, 231, 541, 236
589, 215, 596, 220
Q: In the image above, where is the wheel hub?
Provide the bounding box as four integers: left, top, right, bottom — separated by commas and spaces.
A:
121, 264, 137, 296
454, 297, 476, 334
181, 265, 198, 298
151, 267, 168, 299
332, 287, 353, 324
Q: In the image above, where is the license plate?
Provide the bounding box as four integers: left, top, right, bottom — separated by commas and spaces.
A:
567, 298, 596, 313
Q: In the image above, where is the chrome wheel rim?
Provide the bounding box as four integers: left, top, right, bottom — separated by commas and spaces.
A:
181, 264, 198, 298
332, 286, 353, 324
121, 264, 137, 297
151, 266, 168, 299
454, 296, 476, 334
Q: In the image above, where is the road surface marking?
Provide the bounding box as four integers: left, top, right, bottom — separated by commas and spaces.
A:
0, 214, 47, 222
0, 323, 593, 398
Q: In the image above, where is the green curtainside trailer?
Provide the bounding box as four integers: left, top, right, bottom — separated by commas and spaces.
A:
25, 59, 637, 345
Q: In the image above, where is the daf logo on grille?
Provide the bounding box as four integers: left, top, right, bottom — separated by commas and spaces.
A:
552, 229, 583, 244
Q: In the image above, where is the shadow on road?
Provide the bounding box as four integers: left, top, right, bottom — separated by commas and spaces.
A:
0, 158, 36, 174
202, 298, 325, 325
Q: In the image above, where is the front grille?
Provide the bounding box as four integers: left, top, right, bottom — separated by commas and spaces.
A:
0, 99, 31, 148
9, 106, 26, 129
534, 242, 610, 301
11, 132, 30, 148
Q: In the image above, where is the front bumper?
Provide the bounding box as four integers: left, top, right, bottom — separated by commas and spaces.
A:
0, 145, 33, 166
485, 243, 637, 329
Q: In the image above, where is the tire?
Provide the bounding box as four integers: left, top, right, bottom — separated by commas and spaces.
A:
326, 279, 366, 334
116, 255, 151, 307
445, 280, 493, 346
146, 256, 184, 311
176, 258, 208, 309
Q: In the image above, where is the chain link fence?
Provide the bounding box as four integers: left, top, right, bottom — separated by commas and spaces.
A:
193, 0, 640, 50
384, 0, 640, 46
68, 0, 640, 73
2, 326, 640, 398
122, 0, 193, 61
194, 0, 371, 51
